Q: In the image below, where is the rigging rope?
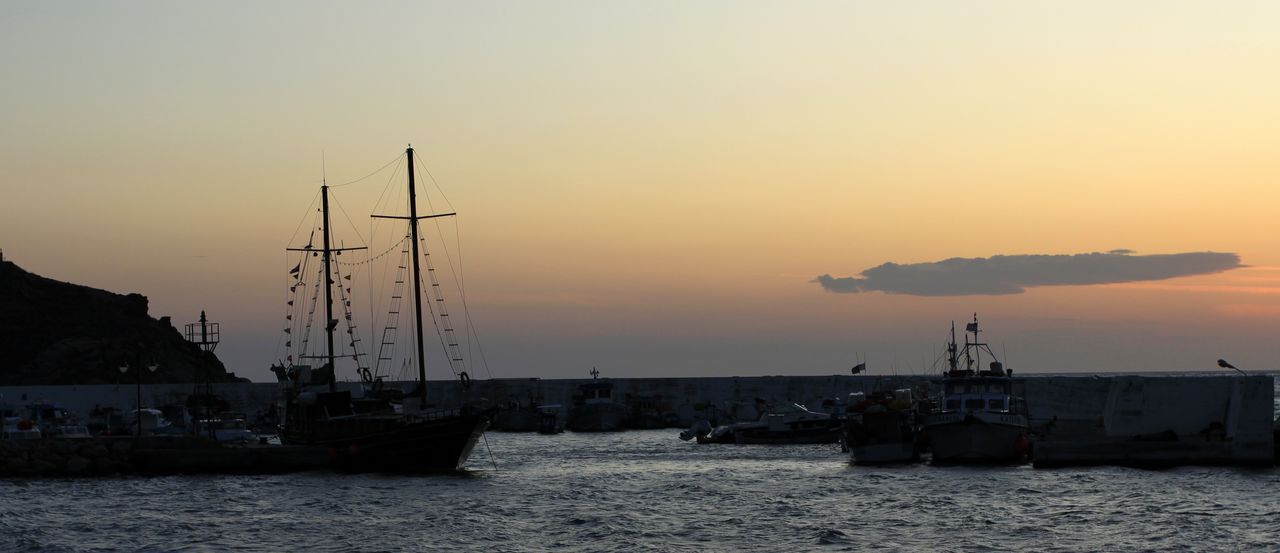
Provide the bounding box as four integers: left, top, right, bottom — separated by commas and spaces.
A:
334, 236, 407, 266
327, 152, 405, 188
412, 152, 494, 379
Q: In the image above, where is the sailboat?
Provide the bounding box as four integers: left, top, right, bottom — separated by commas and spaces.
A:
272, 146, 494, 472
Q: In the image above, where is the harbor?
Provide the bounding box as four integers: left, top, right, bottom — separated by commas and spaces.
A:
2, 372, 1276, 476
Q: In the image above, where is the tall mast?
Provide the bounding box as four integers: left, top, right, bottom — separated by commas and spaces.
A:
406, 147, 430, 402
290, 184, 365, 393
372, 145, 456, 404
321, 185, 337, 392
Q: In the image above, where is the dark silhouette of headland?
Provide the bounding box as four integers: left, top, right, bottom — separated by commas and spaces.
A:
0, 255, 245, 385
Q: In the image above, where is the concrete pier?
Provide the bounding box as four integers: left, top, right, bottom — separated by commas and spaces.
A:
1028, 375, 1275, 467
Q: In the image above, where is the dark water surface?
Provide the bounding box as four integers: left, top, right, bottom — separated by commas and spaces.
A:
2, 430, 1278, 552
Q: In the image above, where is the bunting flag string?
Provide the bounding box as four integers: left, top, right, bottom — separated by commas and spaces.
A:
334, 236, 409, 267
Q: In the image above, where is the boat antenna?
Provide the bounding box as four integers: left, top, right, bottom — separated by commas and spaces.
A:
969, 312, 980, 372
947, 322, 959, 373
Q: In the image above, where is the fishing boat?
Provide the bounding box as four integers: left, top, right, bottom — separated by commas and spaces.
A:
921, 315, 1030, 464
567, 368, 629, 432
273, 146, 494, 472
844, 389, 921, 464
492, 397, 543, 432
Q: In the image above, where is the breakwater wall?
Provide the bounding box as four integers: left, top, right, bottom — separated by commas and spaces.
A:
2, 375, 1274, 469
4, 374, 1274, 431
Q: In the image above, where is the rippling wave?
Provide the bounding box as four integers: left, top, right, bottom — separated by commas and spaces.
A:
2, 429, 1278, 552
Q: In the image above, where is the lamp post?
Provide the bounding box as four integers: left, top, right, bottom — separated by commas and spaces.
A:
119, 361, 160, 437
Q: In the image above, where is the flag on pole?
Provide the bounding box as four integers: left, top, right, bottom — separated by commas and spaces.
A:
289, 263, 301, 274
965, 322, 979, 332
851, 363, 866, 375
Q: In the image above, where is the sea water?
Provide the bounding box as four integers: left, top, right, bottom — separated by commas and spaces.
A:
2, 428, 1278, 552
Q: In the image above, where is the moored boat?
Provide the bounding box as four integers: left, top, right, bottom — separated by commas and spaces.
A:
492, 396, 543, 432
733, 402, 843, 445
536, 404, 564, 435
922, 315, 1030, 464
845, 389, 921, 464
567, 369, 629, 432
274, 146, 494, 471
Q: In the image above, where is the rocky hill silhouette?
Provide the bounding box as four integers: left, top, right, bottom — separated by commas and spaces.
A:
0, 258, 246, 385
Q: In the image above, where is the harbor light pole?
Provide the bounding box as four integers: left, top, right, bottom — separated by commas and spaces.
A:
119, 361, 159, 437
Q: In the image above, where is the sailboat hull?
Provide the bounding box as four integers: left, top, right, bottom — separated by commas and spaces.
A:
285, 408, 494, 472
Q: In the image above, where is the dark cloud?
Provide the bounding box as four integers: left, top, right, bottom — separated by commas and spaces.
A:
815, 251, 1242, 296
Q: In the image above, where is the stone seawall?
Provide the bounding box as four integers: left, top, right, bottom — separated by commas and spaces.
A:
3, 374, 1275, 426
0, 438, 331, 477
0, 438, 135, 477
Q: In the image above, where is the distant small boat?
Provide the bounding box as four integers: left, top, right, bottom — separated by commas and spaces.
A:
53, 425, 93, 439
130, 408, 181, 436
845, 389, 921, 464
679, 419, 750, 444
733, 403, 843, 445
567, 369, 629, 432
201, 416, 256, 443
492, 397, 542, 432
921, 315, 1030, 464
536, 404, 564, 435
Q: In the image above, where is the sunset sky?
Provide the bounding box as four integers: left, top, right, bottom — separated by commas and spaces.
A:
2, 2, 1277, 382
